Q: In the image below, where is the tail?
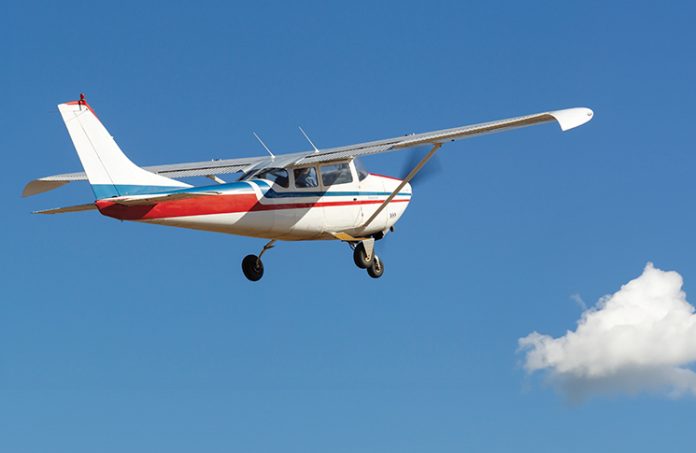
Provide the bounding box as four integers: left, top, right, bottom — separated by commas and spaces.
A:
58, 97, 191, 200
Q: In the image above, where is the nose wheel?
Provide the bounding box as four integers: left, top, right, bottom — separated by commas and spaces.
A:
366, 255, 384, 278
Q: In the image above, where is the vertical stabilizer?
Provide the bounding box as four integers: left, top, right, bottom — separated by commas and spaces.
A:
58, 97, 191, 199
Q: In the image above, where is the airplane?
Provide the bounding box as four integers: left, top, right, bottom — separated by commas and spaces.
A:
24, 95, 593, 281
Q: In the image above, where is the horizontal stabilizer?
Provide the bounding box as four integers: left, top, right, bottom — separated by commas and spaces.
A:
33, 203, 97, 215
109, 191, 221, 206
23, 179, 72, 197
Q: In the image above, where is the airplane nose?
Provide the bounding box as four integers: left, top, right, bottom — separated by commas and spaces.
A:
403, 181, 413, 194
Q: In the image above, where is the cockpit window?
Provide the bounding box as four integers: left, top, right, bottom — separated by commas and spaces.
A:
354, 158, 369, 181
320, 162, 353, 186
293, 167, 318, 188
254, 167, 289, 188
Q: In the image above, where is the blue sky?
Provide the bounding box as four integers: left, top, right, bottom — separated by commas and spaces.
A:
3, 1, 696, 451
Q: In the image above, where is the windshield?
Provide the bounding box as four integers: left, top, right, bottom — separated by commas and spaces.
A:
354, 158, 369, 181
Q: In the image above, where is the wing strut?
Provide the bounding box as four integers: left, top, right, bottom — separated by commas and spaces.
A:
361, 143, 442, 229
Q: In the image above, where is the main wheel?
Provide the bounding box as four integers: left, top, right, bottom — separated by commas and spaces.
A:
367, 256, 384, 278
353, 242, 372, 269
242, 254, 264, 281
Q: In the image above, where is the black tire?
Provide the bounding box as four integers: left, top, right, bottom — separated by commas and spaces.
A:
353, 242, 372, 269
367, 256, 384, 278
242, 254, 264, 281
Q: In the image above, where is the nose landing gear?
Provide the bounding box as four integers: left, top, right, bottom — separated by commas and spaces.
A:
353, 241, 372, 269
350, 238, 384, 279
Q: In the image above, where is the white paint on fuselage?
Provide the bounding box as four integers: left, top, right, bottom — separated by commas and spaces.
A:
142, 173, 411, 241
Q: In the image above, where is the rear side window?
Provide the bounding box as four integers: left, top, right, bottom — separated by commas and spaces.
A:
255, 168, 289, 188
320, 163, 353, 186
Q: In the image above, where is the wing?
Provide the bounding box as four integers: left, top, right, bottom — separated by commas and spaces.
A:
24, 107, 592, 197
296, 107, 593, 164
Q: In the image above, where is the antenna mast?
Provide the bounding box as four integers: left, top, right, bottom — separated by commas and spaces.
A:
298, 126, 319, 153
253, 132, 274, 158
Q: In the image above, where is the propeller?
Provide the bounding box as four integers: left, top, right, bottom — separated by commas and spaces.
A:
399, 144, 443, 186
377, 145, 443, 254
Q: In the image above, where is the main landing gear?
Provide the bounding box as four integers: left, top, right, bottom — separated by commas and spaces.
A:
241, 240, 276, 282
242, 238, 385, 282
351, 239, 384, 279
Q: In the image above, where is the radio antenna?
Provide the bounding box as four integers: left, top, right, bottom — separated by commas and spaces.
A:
298, 126, 319, 153
253, 132, 274, 158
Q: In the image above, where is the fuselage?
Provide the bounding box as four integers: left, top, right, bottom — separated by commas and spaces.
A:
96, 169, 412, 241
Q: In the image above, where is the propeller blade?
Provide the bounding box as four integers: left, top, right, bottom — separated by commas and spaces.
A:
400, 145, 443, 186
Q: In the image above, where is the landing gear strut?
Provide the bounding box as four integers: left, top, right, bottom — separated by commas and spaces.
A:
350, 238, 385, 278
242, 240, 276, 282
353, 241, 372, 269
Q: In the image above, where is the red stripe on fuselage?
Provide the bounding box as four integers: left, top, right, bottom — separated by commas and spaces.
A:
96, 194, 409, 221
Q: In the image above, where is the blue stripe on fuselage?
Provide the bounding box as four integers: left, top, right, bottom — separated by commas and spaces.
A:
92, 181, 255, 200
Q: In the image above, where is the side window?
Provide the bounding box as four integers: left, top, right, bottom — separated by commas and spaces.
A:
256, 168, 289, 188
293, 167, 318, 188
320, 163, 353, 186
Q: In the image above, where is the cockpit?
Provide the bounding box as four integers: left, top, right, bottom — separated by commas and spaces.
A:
238, 159, 368, 189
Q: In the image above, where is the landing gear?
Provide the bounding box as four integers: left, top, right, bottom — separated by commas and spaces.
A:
367, 255, 384, 278
350, 238, 384, 278
353, 242, 372, 269
242, 240, 276, 282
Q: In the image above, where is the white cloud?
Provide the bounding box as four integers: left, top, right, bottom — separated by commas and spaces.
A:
519, 263, 696, 401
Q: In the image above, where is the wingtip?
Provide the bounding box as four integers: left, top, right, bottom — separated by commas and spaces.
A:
550, 107, 594, 131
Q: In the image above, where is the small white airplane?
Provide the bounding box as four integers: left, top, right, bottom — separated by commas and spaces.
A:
24, 95, 593, 281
